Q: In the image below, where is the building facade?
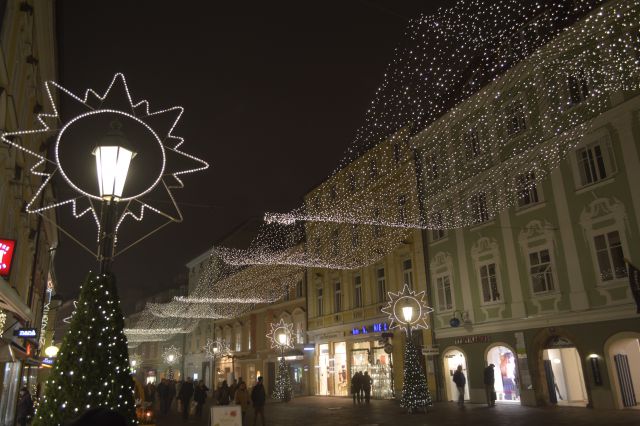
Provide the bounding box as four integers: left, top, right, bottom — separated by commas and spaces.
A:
0, 1, 58, 424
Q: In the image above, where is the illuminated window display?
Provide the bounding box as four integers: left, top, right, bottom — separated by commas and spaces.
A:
350, 341, 394, 399
486, 346, 520, 403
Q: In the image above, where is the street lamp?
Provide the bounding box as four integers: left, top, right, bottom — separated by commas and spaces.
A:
44, 345, 59, 358
94, 121, 136, 274
402, 306, 414, 324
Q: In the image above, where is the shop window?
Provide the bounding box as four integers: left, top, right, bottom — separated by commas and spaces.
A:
402, 259, 414, 290
594, 230, 627, 282
486, 346, 521, 403
479, 263, 501, 303
529, 249, 554, 293
436, 274, 453, 311
353, 275, 362, 308
376, 268, 386, 302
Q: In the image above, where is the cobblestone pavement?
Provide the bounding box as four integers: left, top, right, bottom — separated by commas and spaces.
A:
155, 397, 640, 426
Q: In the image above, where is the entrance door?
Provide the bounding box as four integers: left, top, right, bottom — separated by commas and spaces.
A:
317, 343, 329, 395
543, 347, 588, 406
443, 349, 469, 402
486, 346, 520, 403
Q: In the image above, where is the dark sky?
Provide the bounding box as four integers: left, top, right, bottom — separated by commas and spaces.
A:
54, 0, 446, 313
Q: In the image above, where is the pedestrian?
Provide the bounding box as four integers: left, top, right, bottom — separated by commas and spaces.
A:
177, 377, 195, 420
157, 379, 168, 414
16, 387, 33, 426
350, 371, 360, 404
230, 378, 238, 400
167, 380, 176, 412
251, 376, 266, 426
234, 381, 251, 426
193, 380, 209, 417
144, 382, 156, 410
452, 365, 466, 407
484, 363, 497, 407
218, 380, 231, 405
362, 371, 373, 404
357, 371, 365, 403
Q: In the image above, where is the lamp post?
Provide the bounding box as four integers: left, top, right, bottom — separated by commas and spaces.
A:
93, 121, 136, 274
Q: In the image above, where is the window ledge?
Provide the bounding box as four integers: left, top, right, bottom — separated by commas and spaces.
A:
515, 201, 546, 216
531, 290, 561, 298
575, 175, 616, 195
480, 300, 504, 308
596, 278, 628, 288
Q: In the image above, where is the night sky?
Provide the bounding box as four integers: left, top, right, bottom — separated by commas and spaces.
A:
54, 1, 447, 313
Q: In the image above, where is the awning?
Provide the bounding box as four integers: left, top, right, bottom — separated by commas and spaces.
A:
0, 277, 33, 322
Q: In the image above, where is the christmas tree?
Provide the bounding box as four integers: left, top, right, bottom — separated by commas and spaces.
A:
273, 356, 292, 402
400, 337, 433, 412
34, 272, 136, 425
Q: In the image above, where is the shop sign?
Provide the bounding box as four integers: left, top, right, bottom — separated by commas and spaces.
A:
0, 238, 17, 278
453, 335, 490, 345
14, 328, 37, 338
421, 346, 440, 356
316, 331, 344, 341
350, 322, 389, 335
42, 357, 55, 366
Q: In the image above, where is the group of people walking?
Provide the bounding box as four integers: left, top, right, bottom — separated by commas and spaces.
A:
452, 364, 498, 407
350, 371, 373, 404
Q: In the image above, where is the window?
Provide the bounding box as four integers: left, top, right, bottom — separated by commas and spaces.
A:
471, 192, 489, 224
348, 172, 357, 193
568, 69, 590, 105
506, 100, 527, 137
353, 275, 362, 308
373, 209, 383, 238
376, 268, 386, 303
295, 322, 304, 344
331, 228, 339, 256
479, 263, 500, 303
402, 259, 414, 290
296, 280, 303, 298
369, 159, 378, 180
529, 249, 554, 293
464, 128, 481, 161
329, 185, 337, 201
517, 171, 539, 207
594, 230, 627, 282
425, 153, 439, 181
398, 195, 407, 223
317, 287, 323, 316
436, 275, 453, 311
431, 211, 446, 241
351, 224, 359, 248
576, 142, 612, 186
334, 282, 342, 313
235, 327, 242, 352
393, 143, 401, 163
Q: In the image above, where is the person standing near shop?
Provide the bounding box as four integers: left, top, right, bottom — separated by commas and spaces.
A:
178, 377, 195, 420
362, 371, 373, 404
452, 365, 466, 407
350, 372, 361, 404
234, 381, 251, 426
16, 387, 33, 426
251, 376, 266, 426
484, 363, 497, 407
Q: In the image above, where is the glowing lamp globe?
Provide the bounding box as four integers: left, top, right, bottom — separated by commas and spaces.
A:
402, 306, 414, 323
93, 121, 136, 200
278, 333, 288, 346
167, 354, 174, 363
131, 359, 137, 367
44, 345, 59, 358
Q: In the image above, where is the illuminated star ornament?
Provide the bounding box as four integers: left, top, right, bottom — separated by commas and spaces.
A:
381, 284, 433, 335
162, 346, 182, 366
266, 319, 294, 350
0, 73, 209, 257
203, 338, 231, 360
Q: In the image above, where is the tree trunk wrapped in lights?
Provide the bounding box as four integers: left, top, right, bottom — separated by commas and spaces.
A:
34, 273, 136, 425
400, 338, 433, 412
273, 356, 293, 402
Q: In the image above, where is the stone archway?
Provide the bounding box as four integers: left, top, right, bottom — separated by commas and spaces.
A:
530, 327, 592, 407
604, 331, 640, 409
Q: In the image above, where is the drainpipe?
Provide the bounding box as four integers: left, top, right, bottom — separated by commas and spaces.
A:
412, 147, 445, 402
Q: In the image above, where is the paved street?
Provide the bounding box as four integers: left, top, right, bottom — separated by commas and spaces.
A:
155, 397, 640, 425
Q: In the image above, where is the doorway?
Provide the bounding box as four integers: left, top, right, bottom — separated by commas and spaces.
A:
443, 348, 469, 402
607, 334, 640, 408
486, 345, 520, 403
543, 346, 588, 406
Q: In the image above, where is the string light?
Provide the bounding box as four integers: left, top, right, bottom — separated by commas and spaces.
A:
203, 338, 231, 360
266, 319, 294, 350
381, 284, 433, 336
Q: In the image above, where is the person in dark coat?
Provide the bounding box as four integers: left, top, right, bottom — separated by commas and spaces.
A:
350, 372, 361, 404
177, 377, 195, 420
16, 387, 33, 426
251, 376, 266, 426
193, 380, 209, 417
452, 365, 466, 407
218, 380, 231, 405
157, 379, 168, 414
484, 363, 497, 407
362, 371, 373, 404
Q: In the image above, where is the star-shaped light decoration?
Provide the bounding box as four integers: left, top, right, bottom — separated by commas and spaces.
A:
266, 318, 294, 350
129, 353, 142, 373
0, 73, 209, 258
203, 338, 231, 360
381, 284, 433, 335
162, 345, 182, 366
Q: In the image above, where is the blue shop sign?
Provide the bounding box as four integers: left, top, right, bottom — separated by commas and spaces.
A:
351, 322, 389, 335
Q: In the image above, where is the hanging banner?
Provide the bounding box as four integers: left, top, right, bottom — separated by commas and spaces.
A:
0, 238, 17, 279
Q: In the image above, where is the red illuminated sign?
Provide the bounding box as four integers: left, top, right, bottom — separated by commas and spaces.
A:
0, 239, 16, 278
